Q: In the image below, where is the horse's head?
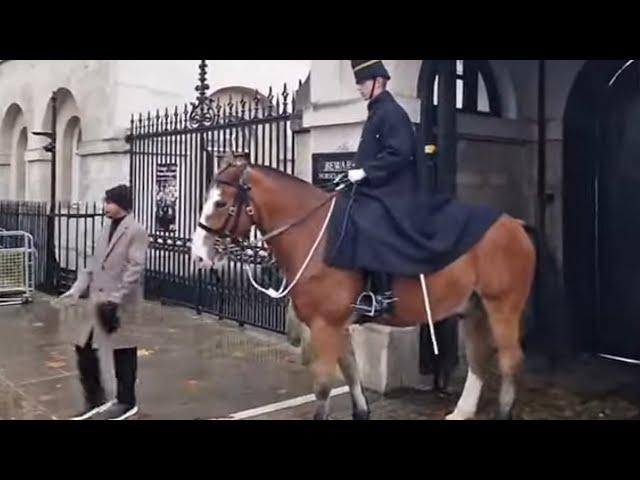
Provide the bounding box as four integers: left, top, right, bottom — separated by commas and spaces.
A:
191, 151, 256, 269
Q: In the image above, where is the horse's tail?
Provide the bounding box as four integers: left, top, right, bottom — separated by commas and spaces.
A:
521, 224, 575, 370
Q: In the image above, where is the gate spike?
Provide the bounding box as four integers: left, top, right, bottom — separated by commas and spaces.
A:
266, 86, 274, 117
240, 96, 247, 119
253, 90, 261, 119
227, 94, 234, 120
183, 103, 189, 127
215, 97, 222, 124
282, 83, 289, 114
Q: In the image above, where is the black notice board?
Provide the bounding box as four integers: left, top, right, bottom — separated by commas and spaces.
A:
311, 152, 357, 189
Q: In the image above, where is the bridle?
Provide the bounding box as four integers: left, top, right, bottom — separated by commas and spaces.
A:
197, 164, 256, 240
197, 162, 337, 266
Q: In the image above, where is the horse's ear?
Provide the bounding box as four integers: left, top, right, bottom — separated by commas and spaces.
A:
219, 151, 249, 169
218, 152, 233, 169
230, 151, 250, 167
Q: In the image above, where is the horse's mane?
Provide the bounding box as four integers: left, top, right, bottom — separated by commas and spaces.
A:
252, 164, 317, 190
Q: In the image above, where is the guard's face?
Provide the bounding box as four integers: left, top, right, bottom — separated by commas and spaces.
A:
356, 79, 376, 100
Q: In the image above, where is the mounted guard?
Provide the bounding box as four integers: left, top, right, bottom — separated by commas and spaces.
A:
326, 60, 502, 319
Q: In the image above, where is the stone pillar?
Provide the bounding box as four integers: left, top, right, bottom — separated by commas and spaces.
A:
350, 324, 431, 393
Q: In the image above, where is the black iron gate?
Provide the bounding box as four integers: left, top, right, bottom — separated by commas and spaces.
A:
127, 61, 296, 333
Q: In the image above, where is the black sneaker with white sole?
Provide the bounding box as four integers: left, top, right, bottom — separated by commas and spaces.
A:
92, 402, 139, 420
69, 400, 115, 420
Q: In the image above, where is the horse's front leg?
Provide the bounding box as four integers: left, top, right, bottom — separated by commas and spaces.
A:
338, 319, 370, 420
309, 317, 346, 420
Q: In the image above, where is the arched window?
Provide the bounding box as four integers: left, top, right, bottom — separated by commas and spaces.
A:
60, 116, 81, 202
432, 60, 502, 116
14, 127, 27, 200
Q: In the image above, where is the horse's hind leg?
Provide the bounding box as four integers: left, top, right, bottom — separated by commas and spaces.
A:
337, 319, 370, 420
446, 297, 493, 420
310, 318, 344, 420
483, 299, 525, 420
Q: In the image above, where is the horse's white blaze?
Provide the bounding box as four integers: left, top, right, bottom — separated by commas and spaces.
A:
191, 186, 221, 267
191, 229, 214, 268
200, 186, 221, 224
446, 367, 483, 420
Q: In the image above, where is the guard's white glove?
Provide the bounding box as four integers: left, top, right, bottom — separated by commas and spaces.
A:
348, 168, 366, 183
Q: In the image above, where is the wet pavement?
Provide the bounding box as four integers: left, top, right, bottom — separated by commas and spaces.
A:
0, 293, 638, 420
248, 357, 640, 420
0, 293, 313, 420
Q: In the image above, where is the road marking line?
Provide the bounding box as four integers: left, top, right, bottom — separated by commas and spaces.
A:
209, 385, 350, 420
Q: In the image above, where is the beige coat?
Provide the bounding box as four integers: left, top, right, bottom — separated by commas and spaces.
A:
69, 214, 149, 351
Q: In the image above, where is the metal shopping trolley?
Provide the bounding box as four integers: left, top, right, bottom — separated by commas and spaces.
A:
0, 230, 36, 306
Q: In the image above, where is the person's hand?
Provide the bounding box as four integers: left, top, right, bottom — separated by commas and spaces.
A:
51, 289, 80, 308
348, 168, 367, 183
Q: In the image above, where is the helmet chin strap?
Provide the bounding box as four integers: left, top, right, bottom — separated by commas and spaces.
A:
368, 77, 378, 101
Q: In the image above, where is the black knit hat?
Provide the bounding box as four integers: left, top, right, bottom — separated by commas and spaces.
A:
351, 60, 391, 84
104, 184, 132, 211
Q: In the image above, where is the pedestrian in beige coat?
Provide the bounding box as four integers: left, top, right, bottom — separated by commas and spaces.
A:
56, 184, 149, 420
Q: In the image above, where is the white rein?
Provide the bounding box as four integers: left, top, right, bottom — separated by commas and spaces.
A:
245, 197, 336, 299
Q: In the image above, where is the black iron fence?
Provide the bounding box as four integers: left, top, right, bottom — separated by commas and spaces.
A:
0, 191, 290, 334
53, 202, 105, 291
0, 201, 105, 292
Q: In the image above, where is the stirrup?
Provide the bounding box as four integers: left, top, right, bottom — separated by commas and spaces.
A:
352, 292, 378, 317
352, 291, 397, 318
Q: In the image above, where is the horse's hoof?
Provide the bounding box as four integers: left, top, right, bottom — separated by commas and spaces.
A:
352, 410, 370, 421
313, 411, 328, 420
445, 409, 473, 420
495, 410, 514, 420
436, 389, 454, 399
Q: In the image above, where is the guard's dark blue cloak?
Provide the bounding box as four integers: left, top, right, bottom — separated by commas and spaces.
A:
325, 90, 502, 276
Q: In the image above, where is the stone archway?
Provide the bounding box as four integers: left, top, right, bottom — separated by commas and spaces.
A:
13, 127, 27, 200
0, 103, 27, 199
42, 88, 82, 203
563, 60, 640, 361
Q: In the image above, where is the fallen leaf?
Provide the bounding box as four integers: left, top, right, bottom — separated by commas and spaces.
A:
46, 361, 66, 369
184, 380, 200, 393
137, 348, 155, 357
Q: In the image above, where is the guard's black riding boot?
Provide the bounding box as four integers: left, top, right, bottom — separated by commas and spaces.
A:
353, 271, 397, 321
419, 316, 460, 395
70, 342, 107, 420
93, 347, 139, 420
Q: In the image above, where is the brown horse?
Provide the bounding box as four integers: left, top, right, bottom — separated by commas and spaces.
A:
192, 153, 567, 420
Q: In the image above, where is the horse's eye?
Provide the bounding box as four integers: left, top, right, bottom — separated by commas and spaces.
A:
214, 200, 227, 209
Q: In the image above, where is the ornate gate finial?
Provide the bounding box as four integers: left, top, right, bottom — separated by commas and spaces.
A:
189, 60, 215, 127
